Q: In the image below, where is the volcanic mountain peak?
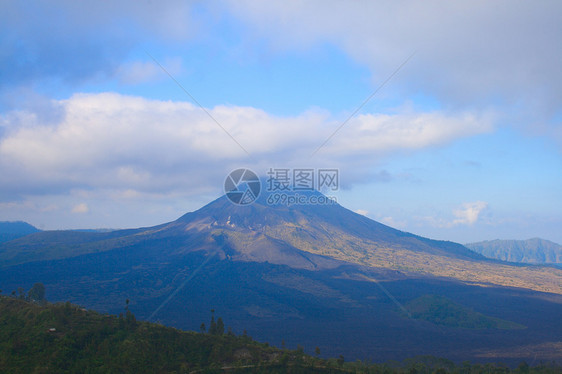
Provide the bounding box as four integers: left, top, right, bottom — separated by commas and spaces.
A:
155, 193, 562, 295
2, 192, 562, 294
173, 193, 481, 262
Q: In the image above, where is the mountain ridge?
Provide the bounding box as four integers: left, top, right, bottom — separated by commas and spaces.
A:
0, 221, 41, 244
466, 238, 562, 264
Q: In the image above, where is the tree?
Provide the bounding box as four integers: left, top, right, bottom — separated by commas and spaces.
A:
17, 287, 26, 300
216, 317, 224, 336
209, 315, 217, 335
28, 283, 46, 304
518, 361, 530, 373
209, 310, 218, 335
295, 345, 305, 365
126, 309, 136, 327
200, 323, 206, 333
64, 301, 72, 316
315, 347, 321, 357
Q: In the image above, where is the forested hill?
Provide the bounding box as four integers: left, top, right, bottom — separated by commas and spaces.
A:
0, 296, 330, 373
0, 296, 560, 373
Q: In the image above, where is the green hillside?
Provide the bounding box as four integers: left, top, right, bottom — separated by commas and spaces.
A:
0, 296, 335, 373
404, 295, 525, 330
0, 296, 559, 373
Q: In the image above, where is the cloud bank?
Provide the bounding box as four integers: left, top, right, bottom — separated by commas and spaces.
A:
227, 1, 561, 103
0, 92, 492, 201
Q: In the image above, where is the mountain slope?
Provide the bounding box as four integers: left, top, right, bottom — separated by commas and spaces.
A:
2, 249, 562, 365
168, 195, 562, 294
2, 193, 562, 363
2, 194, 562, 294
0, 221, 40, 244
0, 227, 145, 266
466, 238, 562, 264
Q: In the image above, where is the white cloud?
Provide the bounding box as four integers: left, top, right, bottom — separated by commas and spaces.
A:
355, 209, 369, 216
2, 2, 559, 142
453, 201, 489, 226
332, 111, 493, 155
225, 1, 562, 136
417, 201, 489, 229
0, 92, 491, 200
71, 203, 89, 214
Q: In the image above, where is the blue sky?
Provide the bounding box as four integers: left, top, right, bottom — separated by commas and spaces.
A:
1, 1, 561, 244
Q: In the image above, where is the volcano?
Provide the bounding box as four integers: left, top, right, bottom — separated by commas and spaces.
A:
1, 192, 562, 363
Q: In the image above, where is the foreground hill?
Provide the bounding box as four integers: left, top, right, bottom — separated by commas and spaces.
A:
466, 238, 562, 265
0, 296, 332, 373
1, 297, 558, 373
0, 221, 40, 244
1, 193, 562, 363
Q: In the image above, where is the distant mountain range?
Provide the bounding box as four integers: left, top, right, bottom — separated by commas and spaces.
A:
1, 192, 562, 363
0, 221, 40, 244
466, 238, 562, 265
